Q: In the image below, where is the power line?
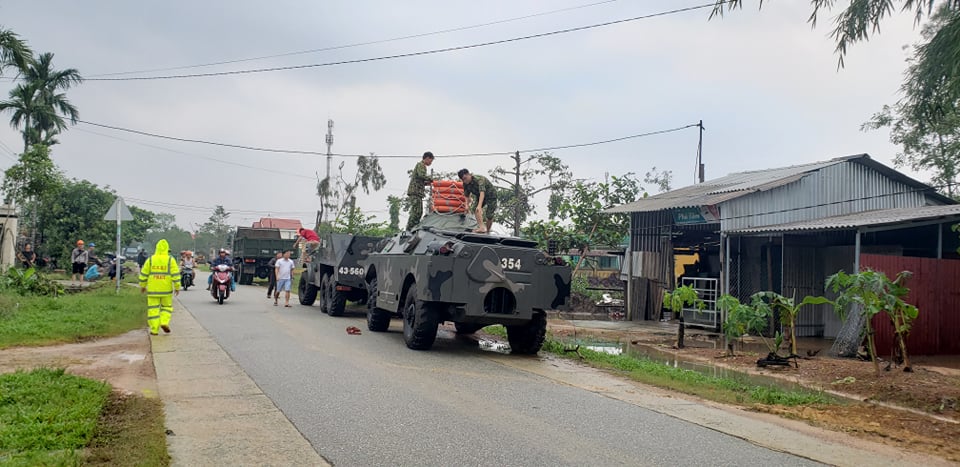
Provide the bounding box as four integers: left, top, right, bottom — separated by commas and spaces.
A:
77, 119, 699, 159
84, 2, 721, 82
88, 0, 623, 78
73, 127, 317, 180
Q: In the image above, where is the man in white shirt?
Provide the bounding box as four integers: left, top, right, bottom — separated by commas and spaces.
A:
274, 250, 296, 307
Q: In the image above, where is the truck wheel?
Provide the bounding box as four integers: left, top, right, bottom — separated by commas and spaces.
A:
235, 270, 244, 286
402, 282, 439, 350
327, 280, 347, 317
298, 275, 318, 306
366, 277, 391, 332
506, 312, 547, 355
319, 273, 330, 314
454, 323, 484, 335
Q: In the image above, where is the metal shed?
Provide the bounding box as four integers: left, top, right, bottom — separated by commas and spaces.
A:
607, 154, 956, 331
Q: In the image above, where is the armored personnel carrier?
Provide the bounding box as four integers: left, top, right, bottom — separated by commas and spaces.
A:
362, 212, 571, 353
298, 232, 383, 316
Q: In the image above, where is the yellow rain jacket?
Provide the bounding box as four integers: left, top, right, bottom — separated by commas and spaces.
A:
139, 239, 181, 295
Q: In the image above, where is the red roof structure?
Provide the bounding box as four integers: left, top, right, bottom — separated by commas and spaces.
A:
252, 217, 303, 230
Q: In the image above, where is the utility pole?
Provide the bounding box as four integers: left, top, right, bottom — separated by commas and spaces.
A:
695, 120, 706, 184
324, 119, 334, 224
513, 151, 521, 237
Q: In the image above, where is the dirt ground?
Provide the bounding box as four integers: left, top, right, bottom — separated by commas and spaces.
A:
550, 323, 960, 462
0, 330, 158, 397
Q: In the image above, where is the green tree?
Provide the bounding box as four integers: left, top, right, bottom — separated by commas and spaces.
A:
200, 205, 232, 249
0, 26, 31, 75
557, 173, 643, 251
490, 152, 572, 236
152, 212, 177, 232
124, 206, 159, 246
332, 205, 390, 236
712, 1, 960, 127
0, 52, 82, 151
2, 144, 63, 242
386, 195, 402, 233
35, 179, 116, 262
862, 8, 960, 198
317, 154, 387, 226
644, 166, 673, 193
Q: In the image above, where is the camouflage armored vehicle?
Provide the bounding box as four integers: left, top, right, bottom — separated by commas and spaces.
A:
298, 232, 383, 316
362, 213, 571, 353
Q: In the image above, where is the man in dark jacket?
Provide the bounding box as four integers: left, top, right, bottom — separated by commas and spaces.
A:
266, 252, 281, 299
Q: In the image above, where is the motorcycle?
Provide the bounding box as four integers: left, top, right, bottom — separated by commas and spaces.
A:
181, 266, 195, 290
210, 264, 234, 305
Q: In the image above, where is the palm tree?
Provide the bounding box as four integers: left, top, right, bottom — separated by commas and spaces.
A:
0, 52, 82, 151
0, 26, 31, 75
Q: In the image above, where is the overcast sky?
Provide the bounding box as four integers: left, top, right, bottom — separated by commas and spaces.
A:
0, 1, 928, 233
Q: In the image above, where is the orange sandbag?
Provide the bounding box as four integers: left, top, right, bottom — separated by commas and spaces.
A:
433, 198, 466, 208
433, 204, 467, 214
433, 193, 466, 201
432, 180, 463, 189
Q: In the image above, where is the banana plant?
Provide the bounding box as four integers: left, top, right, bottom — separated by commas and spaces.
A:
750, 292, 832, 357
663, 285, 704, 349
826, 269, 918, 374
719, 294, 768, 356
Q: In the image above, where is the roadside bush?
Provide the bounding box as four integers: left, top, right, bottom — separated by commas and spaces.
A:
0, 267, 63, 297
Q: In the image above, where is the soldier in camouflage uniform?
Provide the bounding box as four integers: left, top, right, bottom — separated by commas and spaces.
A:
457, 168, 497, 233
406, 151, 435, 231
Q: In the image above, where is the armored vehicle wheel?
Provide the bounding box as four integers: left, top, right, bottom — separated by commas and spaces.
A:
327, 279, 347, 317
298, 275, 318, 306
454, 323, 484, 335
506, 312, 547, 355
402, 283, 438, 350
319, 273, 330, 314
366, 277, 391, 332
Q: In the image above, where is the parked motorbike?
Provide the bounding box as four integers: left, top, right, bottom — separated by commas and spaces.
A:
181, 267, 195, 290
210, 264, 233, 305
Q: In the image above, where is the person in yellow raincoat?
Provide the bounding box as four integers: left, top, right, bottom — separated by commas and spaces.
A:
139, 239, 181, 335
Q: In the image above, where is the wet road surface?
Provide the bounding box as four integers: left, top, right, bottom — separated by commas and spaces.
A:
177, 279, 821, 467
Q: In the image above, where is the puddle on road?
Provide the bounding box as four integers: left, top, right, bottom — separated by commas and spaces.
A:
478, 339, 511, 354
116, 352, 146, 363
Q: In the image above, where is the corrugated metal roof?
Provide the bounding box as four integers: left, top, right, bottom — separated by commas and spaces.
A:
727, 205, 960, 234
606, 156, 859, 214
606, 154, 953, 214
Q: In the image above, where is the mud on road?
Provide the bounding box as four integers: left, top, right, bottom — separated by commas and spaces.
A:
0, 330, 158, 398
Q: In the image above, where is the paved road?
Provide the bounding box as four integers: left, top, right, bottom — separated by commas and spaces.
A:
178, 279, 820, 467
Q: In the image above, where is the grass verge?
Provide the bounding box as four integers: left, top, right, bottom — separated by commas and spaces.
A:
540, 339, 833, 406
0, 368, 111, 465
85, 393, 170, 466
483, 325, 833, 408
0, 286, 145, 350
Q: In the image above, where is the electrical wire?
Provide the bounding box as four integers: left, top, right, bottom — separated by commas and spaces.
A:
83, 2, 721, 81
87, 0, 624, 78
76, 119, 698, 159
72, 127, 317, 180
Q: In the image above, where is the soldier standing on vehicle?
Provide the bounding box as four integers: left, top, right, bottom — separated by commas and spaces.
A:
139, 239, 181, 336
458, 169, 497, 233
406, 151, 435, 231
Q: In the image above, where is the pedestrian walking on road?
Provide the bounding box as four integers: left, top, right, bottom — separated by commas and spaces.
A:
139, 239, 181, 336
274, 250, 296, 308
71, 240, 89, 282
406, 151, 435, 231
136, 249, 148, 268
266, 251, 281, 299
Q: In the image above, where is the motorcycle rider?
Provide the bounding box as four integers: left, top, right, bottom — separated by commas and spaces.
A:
180, 251, 196, 289
207, 249, 236, 292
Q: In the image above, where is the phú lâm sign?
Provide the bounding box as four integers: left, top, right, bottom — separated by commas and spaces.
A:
673, 205, 719, 225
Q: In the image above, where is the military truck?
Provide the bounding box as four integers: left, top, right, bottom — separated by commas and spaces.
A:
231, 227, 298, 285
298, 232, 383, 316
362, 213, 571, 353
